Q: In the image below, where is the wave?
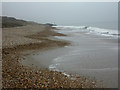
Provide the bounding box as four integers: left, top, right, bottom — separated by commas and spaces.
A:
53, 25, 119, 38
86, 26, 118, 36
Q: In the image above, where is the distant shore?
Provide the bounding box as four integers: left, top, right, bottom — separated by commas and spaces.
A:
2, 24, 99, 88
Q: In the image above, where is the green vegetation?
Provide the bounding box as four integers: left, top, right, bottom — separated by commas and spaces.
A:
1, 16, 39, 28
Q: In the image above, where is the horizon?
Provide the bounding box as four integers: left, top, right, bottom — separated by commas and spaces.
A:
2, 2, 118, 29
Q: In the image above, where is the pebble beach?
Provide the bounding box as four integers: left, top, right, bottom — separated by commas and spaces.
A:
2, 25, 100, 88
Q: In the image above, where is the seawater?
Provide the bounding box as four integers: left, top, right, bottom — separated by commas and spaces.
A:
24, 25, 118, 88
54, 25, 119, 38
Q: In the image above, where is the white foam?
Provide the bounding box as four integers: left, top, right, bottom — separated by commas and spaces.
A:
49, 64, 60, 71
49, 64, 71, 77
64, 46, 69, 47
62, 72, 70, 77
53, 25, 86, 29
49, 64, 56, 69
54, 25, 119, 38
86, 26, 118, 37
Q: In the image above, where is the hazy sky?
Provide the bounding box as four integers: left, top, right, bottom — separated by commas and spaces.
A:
2, 2, 118, 26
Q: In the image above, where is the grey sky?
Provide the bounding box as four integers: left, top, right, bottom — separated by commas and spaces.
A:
2, 2, 118, 26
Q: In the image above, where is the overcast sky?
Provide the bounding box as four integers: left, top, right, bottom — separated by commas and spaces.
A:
2, 2, 118, 26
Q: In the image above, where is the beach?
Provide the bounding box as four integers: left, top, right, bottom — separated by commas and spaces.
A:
2, 2, 118, 89
21, 26, 118, 88
0, 27, 2, 89
2, 25, 99, 88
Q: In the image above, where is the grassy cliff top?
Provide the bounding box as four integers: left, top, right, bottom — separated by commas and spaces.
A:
1, 16, 39, 28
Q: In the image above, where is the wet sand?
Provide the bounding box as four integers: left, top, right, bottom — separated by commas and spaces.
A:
2, 25, 99, 88
22, 27, 118, 88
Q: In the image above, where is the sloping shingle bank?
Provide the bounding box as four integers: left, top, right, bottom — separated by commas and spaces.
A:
2, 25, 100, 88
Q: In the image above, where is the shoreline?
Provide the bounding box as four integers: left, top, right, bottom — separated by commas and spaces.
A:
2, 25, 99, 88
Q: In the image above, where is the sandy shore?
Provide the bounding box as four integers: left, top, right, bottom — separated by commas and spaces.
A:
2, 25, 99, 88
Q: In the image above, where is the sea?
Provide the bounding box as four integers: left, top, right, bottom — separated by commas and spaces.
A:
22, 21, 119, 88
56, 21, 119, 38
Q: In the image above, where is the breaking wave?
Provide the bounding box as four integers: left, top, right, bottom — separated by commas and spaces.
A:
54, 25, 119, 38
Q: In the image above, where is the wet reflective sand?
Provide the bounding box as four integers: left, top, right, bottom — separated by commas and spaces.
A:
22, 28, 118, 88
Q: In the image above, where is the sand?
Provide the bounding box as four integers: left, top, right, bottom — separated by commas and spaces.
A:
2, 25, 99, 88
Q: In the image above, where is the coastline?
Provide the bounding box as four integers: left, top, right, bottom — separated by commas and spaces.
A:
2, 25, 99, 88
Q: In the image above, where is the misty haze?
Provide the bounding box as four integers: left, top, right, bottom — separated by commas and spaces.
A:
2, 2, 118, 88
